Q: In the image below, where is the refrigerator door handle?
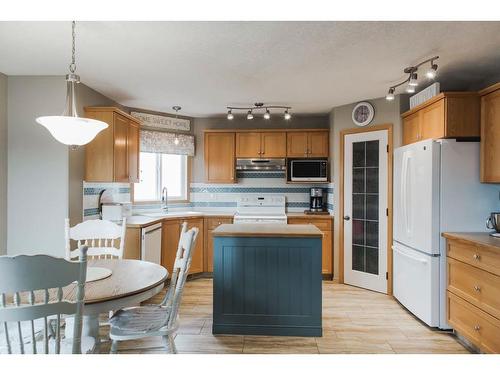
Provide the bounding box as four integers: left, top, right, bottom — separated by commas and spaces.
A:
405, 155, 412, 236
401, 152, 411, 236
394, 246, 428, 265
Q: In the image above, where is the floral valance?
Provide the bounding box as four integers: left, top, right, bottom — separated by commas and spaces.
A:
140, 130, 195, 156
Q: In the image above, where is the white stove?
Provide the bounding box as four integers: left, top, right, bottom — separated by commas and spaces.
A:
233, 195, 287, 224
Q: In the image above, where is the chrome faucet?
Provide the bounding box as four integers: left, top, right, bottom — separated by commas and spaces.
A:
161, 187, 168, 212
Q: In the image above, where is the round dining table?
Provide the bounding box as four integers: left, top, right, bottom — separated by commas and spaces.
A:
64, 259, 168, 350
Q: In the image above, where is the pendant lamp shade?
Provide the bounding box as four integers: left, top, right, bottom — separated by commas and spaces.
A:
36, 22, 108, 148
37, 74, 107, 147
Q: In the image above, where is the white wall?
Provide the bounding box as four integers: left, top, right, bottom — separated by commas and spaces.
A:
7, 76, 68, 256
329, 95, 408, 278
0, 73, 7, 255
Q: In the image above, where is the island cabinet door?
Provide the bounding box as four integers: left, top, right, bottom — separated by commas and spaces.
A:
161, 220, 180, 275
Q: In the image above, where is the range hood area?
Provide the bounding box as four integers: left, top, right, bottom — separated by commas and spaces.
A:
236, 158, 286, 171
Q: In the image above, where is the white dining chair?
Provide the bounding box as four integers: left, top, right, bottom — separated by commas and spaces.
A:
0, 246, 95, 354
108, 222, 199, 354
65, 218, 127, 260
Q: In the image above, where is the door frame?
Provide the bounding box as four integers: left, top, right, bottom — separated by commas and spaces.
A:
339, 123, 394, 295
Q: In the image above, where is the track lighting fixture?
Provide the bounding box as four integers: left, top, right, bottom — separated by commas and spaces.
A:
385, 56, 439, 101
409, 72, 419, 87
226, 102, 292, 121
386, 87, 395, 101
426, 61, 438, 79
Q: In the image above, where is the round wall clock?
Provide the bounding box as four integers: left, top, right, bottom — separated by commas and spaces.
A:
352, 101, 375, 127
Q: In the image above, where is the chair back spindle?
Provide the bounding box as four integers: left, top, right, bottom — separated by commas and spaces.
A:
65, 218, 126, 260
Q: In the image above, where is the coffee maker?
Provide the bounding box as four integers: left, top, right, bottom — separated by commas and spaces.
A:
309, 188, 324, 212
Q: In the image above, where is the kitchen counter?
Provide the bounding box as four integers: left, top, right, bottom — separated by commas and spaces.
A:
212, 223, 323, 237
127, 211, 333, 228
442, 232, 500, 250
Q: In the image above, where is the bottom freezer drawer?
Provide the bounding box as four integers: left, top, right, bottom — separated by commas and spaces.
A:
393, 242, 440, 327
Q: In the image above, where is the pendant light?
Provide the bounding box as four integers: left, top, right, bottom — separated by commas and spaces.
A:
36, 21, 108, 148
172, 106, 181, 145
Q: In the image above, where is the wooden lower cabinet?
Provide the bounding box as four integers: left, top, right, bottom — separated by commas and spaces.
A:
287, 217, 333, 276
204, 216, 233, 272
445, 235, 500, 353
161, 218, 204, 276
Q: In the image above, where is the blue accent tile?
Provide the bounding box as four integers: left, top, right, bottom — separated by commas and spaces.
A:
191, 202, 238, 208
285, 202, 310, 208
83, 208, 100, 217
190, 187, 329, 194
83, 187, 130, 196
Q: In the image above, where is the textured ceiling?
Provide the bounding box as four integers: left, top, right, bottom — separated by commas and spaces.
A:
1, 21, 499, 116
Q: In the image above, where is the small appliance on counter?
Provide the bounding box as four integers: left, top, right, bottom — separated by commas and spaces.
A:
304, 188, 329, 215
487, 212, 500, 237
99, 189, 131, 222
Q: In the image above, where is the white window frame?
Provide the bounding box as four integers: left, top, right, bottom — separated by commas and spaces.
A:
133, 153, 189, 203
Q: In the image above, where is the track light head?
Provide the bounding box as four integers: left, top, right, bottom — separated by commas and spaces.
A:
406, 84, 416, 94
386, 88, 395, 101
227, 109, 234, 120
426, 63, 438, 79
247, 110, 254, 120
284, 109, 291, 120
263, 109, 271, 120
409, 72, 419, 87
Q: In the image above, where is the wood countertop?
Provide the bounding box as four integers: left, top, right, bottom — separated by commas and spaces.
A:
442, 232, 500, 250
212, 223, 323, 238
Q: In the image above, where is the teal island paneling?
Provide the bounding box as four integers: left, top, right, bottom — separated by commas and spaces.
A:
212, 236, 322, 337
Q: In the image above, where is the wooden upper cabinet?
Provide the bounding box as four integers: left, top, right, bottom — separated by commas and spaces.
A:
401, 92, 480, 146
480, 83, 500, 183
287, 132, 309, 157
287, 131, 329, 158
127, 121, 140, 183
85, 107, 141, 183
113, 113, 129, 182
261, 132, 287, 158
204, 132, 235, 183
236, 131, 286, 158
236, 132, 261, 158
308, 131, 329, 158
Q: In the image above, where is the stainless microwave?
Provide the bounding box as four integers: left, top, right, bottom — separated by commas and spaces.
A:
290, 159, 328, 182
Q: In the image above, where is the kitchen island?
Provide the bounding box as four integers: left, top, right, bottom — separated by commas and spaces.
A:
212, 223, 323, 337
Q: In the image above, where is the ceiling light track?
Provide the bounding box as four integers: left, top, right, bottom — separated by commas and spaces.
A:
386, 56, 439, 101
226, 102, 292, 120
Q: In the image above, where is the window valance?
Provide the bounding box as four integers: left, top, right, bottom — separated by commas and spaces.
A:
140, 130, 195, 156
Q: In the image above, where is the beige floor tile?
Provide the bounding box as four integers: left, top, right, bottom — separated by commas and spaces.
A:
243, 336, 319, 354
174, 334, 244, 354
316, 337, 395, 354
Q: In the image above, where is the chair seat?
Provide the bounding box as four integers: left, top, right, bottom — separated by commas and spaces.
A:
109, 305, 173, 334
0, 335, 95, 354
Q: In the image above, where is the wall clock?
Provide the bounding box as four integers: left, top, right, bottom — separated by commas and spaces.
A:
352, 101, 375, 127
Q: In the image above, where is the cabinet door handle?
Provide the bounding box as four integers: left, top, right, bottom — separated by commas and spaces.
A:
474, 285, 481, 292
473, 325, 481, 331
473, 253, 481, 261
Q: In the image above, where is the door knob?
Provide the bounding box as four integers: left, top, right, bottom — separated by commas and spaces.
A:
343, 215, 350, 221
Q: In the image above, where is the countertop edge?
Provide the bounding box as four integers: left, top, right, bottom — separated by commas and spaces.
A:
442, 232, 500, 250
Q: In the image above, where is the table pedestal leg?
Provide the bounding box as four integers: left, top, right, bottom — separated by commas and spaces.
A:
65, 314, 100, 353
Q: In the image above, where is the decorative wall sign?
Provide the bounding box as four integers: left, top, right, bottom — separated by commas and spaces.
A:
352, 102, 375, 127
131, 111, 190, 131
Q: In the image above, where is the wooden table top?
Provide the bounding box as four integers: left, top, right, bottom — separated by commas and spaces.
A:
64, 259, 168, 304
213, 224, 323, 238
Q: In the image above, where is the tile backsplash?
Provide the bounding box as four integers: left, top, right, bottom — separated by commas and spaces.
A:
82, 173, 334, 220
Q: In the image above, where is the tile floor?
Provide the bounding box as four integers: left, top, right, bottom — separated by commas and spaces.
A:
99, 278, 470, 354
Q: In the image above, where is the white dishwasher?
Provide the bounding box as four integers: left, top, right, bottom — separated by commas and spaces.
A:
141, 222, 162, 264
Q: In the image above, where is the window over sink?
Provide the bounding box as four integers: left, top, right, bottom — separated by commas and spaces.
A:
134, 152, 188, 202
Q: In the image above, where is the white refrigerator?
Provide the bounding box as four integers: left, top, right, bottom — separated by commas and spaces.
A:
393, 139, 499, 328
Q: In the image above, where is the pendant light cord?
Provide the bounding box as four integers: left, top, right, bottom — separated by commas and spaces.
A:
69, 21, 77, 73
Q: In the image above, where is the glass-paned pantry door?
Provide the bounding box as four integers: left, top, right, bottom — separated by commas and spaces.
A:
343, 130, 388, 293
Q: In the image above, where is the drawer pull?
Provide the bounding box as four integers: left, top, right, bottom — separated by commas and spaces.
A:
473, 285, 481, 292
473, 325, 481, 331
472, 253, 481, 260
